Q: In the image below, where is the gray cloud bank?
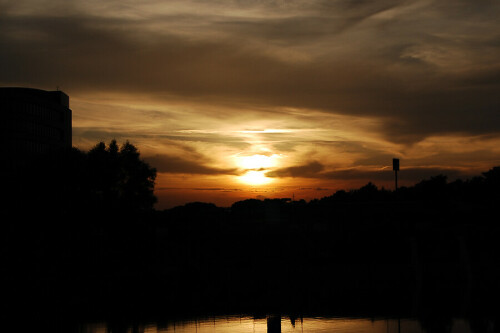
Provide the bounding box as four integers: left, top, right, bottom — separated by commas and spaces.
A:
1, 0, 500, 142
266, 160, 473, 183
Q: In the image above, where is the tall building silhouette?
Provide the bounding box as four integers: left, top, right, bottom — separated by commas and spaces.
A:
0, 87, 72, 169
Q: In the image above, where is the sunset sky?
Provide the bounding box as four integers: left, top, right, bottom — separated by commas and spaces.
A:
2, 0, 499, 208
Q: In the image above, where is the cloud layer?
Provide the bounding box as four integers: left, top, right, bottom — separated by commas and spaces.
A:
2, 0, 500, 207
2, 0, 499, 141
145, 154, 238, 175
266, 161, 467, 183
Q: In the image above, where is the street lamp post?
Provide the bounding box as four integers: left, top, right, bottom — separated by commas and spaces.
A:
393, 158, 400, 191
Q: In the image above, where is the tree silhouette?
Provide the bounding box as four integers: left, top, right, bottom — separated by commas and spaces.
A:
87, 140, 157, 213
482, 166, 500, 200
413, 174, 448, 202
6, 140, 157, 221
482, 166, 500, 184
353, 182, 379, 201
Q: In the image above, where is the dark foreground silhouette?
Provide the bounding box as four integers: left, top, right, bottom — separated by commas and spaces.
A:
1, 143, 500, 331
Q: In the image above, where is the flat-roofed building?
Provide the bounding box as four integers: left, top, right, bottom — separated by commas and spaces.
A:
0, 87, 72, 170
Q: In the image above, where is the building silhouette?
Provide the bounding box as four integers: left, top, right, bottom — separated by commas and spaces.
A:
0, 87, 72, 169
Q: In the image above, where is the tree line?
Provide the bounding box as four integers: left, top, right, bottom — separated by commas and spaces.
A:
3, 139, 498, 220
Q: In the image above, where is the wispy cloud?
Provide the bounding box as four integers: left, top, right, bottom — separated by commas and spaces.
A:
144, 154, 239, 175
2, 0, 499, 142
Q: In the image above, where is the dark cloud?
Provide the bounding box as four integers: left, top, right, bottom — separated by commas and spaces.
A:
266, 161, 324, 178
72, 128, 132, 143
1, 1, 499, 143
355, 153, 398, 167
72, 127, 251, 150
318, 168, 466, 183
267, 161, 473, 183
160, 134, 250, 149
405, 149, 500, 168
144, 154, 239, 175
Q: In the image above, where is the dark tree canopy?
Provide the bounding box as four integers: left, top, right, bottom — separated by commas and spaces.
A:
6, 140, 157, 218
86, 140, 157, 212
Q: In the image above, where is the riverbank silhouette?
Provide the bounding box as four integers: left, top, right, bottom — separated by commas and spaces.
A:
2, 144, 500, 331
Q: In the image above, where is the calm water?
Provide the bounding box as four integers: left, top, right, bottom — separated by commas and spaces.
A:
78, 315, 477, 333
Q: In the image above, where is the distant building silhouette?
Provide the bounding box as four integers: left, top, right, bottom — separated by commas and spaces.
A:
0, 87, 72, 169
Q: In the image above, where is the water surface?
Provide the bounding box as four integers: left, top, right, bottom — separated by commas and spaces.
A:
78, 315, 477, 333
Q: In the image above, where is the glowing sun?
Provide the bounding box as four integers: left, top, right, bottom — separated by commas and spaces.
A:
239, 170, 272, 185
236, 154, 280, 185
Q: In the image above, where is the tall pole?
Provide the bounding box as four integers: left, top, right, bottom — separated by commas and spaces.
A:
393, 158, 400, 191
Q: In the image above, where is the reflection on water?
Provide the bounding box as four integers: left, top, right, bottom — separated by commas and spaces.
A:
77, 316, 479, 333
